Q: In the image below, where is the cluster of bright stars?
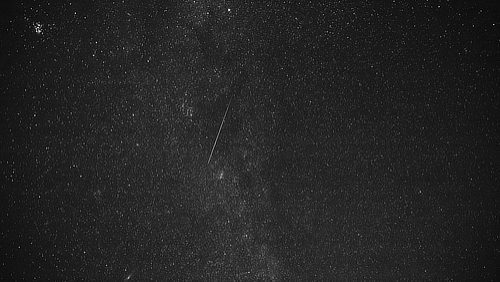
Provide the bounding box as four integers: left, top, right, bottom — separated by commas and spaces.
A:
33, 22, 43, 35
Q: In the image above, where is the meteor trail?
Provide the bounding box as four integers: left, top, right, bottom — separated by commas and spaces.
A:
208, 95, 233, 165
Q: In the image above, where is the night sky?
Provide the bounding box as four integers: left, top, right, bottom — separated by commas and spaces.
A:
2, 1, 499, 281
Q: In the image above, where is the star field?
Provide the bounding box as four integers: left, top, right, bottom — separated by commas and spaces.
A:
2, 0, 499, 281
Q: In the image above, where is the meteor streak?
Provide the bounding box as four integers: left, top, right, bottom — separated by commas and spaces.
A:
207, 95, 233, 165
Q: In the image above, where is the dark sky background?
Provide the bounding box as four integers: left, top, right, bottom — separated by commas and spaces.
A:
1, 0, 499, 281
